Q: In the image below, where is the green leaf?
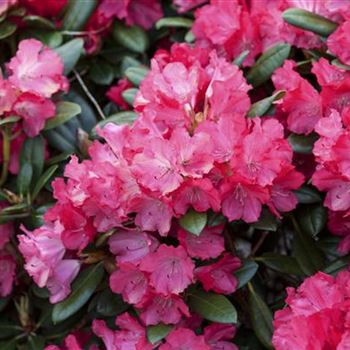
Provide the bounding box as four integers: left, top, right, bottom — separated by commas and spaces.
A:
155, 17, 193, 29
28, 336, 45, 350
257, 253, 304, 275
22, 29, 63, 48
31, 135, 45, 183
52, 263, 105, 324
234, 260, 259, 288
89, 61, 115, 85
332, 59, 350, 71
62, 0, 98, 31
31, 165, 58, 200
0, 320, 22, 339
44, 129, 76, 153
251, 209, 278, 231
233, 50, 250, 67
23, 15, 56, 29
147, 324, 173, 344
248, 283, 273, 349
283, 8, 337, 37
0, 21, 16, 40
179, 209, 207, 236
288, 132, 318, 154
17, 163, 33, 196
297, 204, 327, 238
55, 38, 84, 75
188, 290, 237, 323
113, 22, 149, 53
294, 185, 322, 204
122, 88, 138, 106
247, 91, 285, 118
185, 30, 195, 43
95, 289, 128, 317
0, 339, 17, 350
44, 102, 81, 130
124, 66, 149, 86
91, 111, 138, 138
247, 44, 291, 87
0, 297, 10, 312
291, 218, 325, 275
0, 116, 20, 127
324, 255, 350, 276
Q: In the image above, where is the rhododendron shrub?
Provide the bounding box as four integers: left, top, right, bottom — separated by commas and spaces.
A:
3, 1, 350, 349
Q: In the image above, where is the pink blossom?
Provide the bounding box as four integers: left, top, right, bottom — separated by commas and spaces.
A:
20, 0, 67, 17
106, 78, 133, 110
178, 225, 225, 260
328, 210, 350, 254
139, 245, 194, 295
160, 328, 210, 350
7, 39, 68, 98
195, 254, 241, 294
0, 78, 17, 115
0, 252, 16, 297
109, 229, 158, 264
19, 223, 80, 303
139, 293, 190, 325
273, 271, 350, 350
13, 92, 56, 137
173, 0, 207, 13
0, 0, 16, 16
204, 324, 238, 350
328, 20, 350, 66
110, 263, 149, 304
97, 0, 162, 29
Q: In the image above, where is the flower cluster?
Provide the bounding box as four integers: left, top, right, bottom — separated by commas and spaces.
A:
273, 271, 350, 350
0, 39, 68, 137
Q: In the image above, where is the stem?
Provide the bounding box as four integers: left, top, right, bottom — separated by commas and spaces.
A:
73, 69, 106, 120
0, 128, 11, 187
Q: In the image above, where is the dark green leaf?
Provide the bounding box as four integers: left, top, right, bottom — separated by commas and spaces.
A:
283, 8, 337, 37
324, 255, 350, 276
0, 339, 17, 350
113, 22, 149, 53
155, 17, 193, 29
17, 163, 33, 195
147, 324, 173, 344
0, 297, 10, 312
124, 66, 149, 86
298, 204, 327, 238
95, 289, 128, 317
294, 185, 322, 204
288, 132, 318, 154
179, 209, 207, 236
23, 15, 56, 29
257, 253, 304, 275
235, 260, 259, 288
248, 91, 285, 118
0, 320, 22, 339
122, 88, 138, 106
28, 336, 45, 350
62, 0, 98, 31
247, 44, 291, 87
44, 102, 81, 130
248, 283, 273, 349
188, 290, 237, 323
55, 38, 84, 74
89, 61, 115, 85
291, 218, 325, 275
31, 135, 45, 183
332, 59, 350, 71
251, 209, 278, 231
21, 29, 63, 48
31, 165, 58, 200
44, 129, 76, 153
185, 30, 195, 43
0, 116, 20, 127
52, 263, 105, 324
0, 21, 16, 40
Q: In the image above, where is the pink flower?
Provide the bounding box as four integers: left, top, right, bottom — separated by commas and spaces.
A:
204, 324, 238, 350
272, 60, 322, 134
139, 245, 194, 295
160, 328, 210, 350
0, 0, 16, 16
328, 210, 350, 254
110, 263, 149, 304
7, 39, 68, 98
97, 0, 162, 29
178, 225, 225, 260
109, 229, 158, 264
106, 78, 133, 110
0, 252, 16, 297
18, 223, 80, 303
0, 78, 17, 115
195, 254, 241, 294
93, 313, 153, 350
20, 0, 67, 17
273, 271, 350, 350
13, 92, 56, 137
173, 0, 207, 13
328, 20, 350, 66
139, 293, 190, 325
